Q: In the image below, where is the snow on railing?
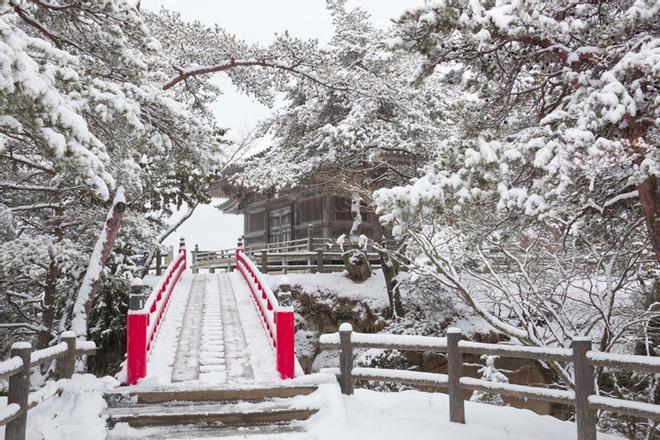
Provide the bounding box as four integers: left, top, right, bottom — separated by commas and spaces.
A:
0, 357, 23, 381
235, 246, 296, 379
320, 325, 660, 440
126, 239, 187, 385
29, 342, 68, 366
0, 332, 96, 439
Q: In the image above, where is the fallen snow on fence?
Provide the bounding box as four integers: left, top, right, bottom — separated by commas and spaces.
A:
0, 356, 23, 378
320, 331, 448, 350
29, 342, 68, 365
589, 395, 660, 419
0, 403, 20, 425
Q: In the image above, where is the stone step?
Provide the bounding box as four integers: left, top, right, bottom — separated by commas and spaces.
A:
105, 385, 318, 407
104, 400, 318, 429
108, 421, 308, 439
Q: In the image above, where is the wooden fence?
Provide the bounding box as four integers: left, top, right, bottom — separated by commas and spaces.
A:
319, 325, 660, 440
191, 232, 381, 274
141, 246, 174, 275
0, 332, 96, 440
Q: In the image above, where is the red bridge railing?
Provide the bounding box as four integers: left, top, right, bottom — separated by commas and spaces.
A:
236, 247, 296, 379
126, 239, 187, 385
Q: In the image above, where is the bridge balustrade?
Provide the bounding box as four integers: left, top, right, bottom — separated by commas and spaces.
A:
126, 239, 187, 385
235, 245, 296, 379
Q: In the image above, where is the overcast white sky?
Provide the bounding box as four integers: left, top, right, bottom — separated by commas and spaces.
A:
144, 0, 422, 251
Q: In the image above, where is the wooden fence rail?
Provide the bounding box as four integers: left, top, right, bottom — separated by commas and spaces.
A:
319, 324, 660, 440
190, 231, 381, 274
0, 332, 96, 440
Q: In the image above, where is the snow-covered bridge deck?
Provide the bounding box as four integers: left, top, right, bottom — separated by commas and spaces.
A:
143, 272, 280, 386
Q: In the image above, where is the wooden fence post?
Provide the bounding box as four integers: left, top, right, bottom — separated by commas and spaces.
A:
58, 331, 76, 379
262, 251, 268, 274
339, 323, 354, 395
316, 249, 324, 272
6, 342, 31, 440
307, 224, 313, 251
179, 237, 187, 270
307, 224, 313, 270
155, 248, 162, 275
192, 244, 199, 274
572, 337, 597, 440
167, 245, 174, 265
447, 327, 465, 424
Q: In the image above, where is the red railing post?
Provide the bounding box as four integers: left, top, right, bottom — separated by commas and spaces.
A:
126, 309, 148, 385
275, 283, 295, 379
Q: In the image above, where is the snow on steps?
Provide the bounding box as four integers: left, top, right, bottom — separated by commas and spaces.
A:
104, 401, 317, 429
104, 385, 320, 435
107, 422, 307, 439
104, 384, 318, 405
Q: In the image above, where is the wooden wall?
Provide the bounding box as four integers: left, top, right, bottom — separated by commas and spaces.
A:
242, 195, 381, 247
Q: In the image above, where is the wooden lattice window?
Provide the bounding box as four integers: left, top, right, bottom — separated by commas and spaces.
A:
247, 211, 265, 232
296, 198, 323, 224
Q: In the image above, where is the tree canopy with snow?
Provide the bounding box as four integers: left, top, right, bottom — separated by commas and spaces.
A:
159, 0, 465, 204
0, 0, 224, 350
0, 1, 658, 438
373, 2, 659, 430
378, 0, 659, 260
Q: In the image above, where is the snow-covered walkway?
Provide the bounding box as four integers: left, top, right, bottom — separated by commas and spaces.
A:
143, 272, 279, 386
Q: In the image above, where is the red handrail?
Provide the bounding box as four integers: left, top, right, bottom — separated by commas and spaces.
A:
236, 248, 296, 379
126, 246, 187, 385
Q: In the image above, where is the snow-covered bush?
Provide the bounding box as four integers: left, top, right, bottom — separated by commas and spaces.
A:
470, 355, 509, 406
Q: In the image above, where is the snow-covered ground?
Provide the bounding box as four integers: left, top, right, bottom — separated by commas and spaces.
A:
264, 270, 391, 308
302, 384, 624, 440
3, 376, 624, 440
0, 375, 117, 440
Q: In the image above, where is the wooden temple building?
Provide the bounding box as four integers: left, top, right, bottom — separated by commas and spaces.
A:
208, 187, 383, 248
206, 148, 411, 251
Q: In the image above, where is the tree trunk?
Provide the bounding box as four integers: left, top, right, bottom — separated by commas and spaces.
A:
38, 247, 58, 349
379, 249, 404, 318
638, 175, 660, 263
636, 277, 660, 356
71, 187, 126, 337
340, 192, 372, 282
374, 221, 404, 318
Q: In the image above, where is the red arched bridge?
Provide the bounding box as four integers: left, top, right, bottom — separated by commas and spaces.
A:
126, 239, 299, 386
